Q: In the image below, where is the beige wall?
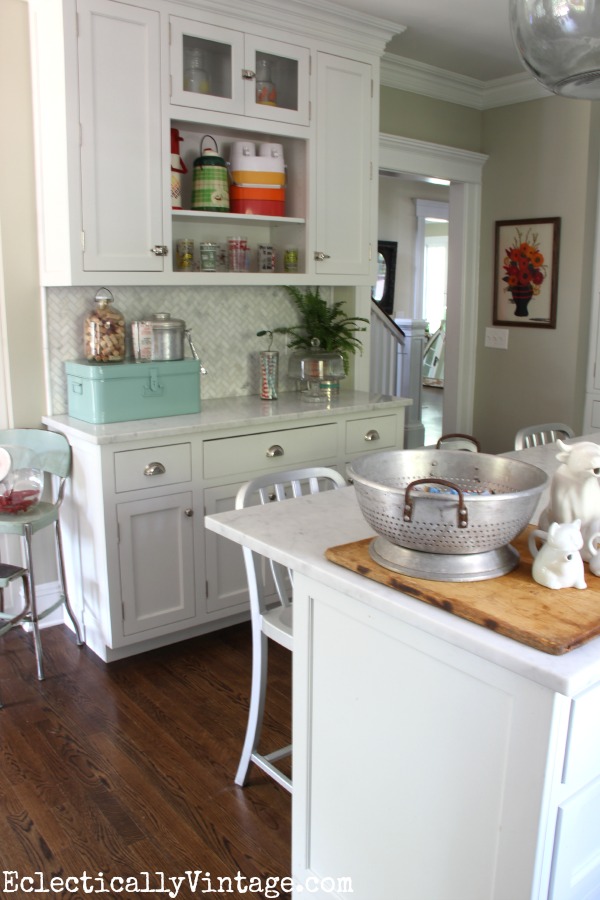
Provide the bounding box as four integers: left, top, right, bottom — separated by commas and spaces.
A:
476, 97, 599, 452
380, 85, 483, 152
0, 0, 45, 427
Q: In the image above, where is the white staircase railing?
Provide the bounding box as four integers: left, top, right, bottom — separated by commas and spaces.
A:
369, 303, 427, 448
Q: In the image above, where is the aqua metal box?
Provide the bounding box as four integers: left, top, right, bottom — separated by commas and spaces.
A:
65, 359, 201, 424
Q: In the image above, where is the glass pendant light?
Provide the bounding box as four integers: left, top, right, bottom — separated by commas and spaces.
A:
509, 0, 600, 99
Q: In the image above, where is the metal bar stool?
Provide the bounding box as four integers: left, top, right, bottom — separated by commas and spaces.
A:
0, 428, 83, 687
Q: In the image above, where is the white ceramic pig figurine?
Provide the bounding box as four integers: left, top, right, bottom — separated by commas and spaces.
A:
538, 440, 600, 563
529, 520, 587, 590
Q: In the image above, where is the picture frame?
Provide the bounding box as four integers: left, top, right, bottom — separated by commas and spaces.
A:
493, 217, 560, 328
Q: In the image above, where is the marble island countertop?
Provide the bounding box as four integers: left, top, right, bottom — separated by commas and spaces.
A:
43, 390, 411, 445
205, 471, 600, 700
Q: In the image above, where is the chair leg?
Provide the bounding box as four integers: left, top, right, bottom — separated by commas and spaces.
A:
23, 525, 44, 681
55, 520, 83, 645
235, 628, 269, 787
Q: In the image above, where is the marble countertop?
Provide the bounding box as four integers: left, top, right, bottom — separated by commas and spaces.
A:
205, 450, 600, 698
42, 391, 411, 445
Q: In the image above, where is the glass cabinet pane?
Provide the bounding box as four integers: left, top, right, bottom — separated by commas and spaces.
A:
183, 35, 231, 100
254, 51, 298, 112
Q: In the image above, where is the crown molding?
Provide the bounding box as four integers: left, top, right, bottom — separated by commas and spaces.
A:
172, 0, 402, 56
380, 53, 552, 110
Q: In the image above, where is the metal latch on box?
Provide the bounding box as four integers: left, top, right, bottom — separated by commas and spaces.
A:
142, 367, 164, 397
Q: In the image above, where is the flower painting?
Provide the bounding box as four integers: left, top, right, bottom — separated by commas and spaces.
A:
493, 217, 560, 328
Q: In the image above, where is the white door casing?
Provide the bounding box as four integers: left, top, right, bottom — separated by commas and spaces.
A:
378, 134, 487, 436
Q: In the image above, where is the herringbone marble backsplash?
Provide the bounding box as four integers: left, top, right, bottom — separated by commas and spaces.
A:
46, 285, 308, 414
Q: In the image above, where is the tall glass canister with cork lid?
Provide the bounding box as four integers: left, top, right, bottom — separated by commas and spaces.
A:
84, 288, 126, 362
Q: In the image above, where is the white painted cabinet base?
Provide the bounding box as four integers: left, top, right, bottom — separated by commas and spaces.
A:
291, 572, 597, 900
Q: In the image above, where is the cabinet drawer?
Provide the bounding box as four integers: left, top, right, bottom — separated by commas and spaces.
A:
203, 424, 337, 480
114, 443, 192, 493
345, 414, 398, 456
562, 682, 600, 787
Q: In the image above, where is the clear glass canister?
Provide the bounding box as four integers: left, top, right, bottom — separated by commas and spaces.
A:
84, 288, 126, 362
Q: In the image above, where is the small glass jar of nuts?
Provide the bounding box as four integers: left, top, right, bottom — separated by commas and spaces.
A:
84, 288, 126, 362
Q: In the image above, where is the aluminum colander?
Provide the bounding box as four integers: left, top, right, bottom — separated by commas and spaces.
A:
348, 449, 548, 581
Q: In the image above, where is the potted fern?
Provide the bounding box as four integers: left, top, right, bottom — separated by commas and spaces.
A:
272, 286, 368, 400
275, 286, 368, 375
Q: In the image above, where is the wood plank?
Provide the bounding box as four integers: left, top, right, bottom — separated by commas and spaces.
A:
326, 526, 600, 654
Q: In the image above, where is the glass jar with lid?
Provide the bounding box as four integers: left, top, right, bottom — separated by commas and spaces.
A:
84, 288, 126, 362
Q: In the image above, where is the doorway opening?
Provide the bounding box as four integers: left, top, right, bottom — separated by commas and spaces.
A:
377, 133, 487, 438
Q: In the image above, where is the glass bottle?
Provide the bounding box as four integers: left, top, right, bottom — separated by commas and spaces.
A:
84, 288, 126, 362
184, 48, 210, 94
255, 58, 277, 106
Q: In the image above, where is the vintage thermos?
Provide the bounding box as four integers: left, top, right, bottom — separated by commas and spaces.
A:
192, 136, 229, 212
170, 128, 187, 209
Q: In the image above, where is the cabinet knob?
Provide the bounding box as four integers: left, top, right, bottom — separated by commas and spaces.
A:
314, 251, 331, 261
266, 444, 284, 458
365, 429, 380, 442
241, 69, 255, 80
144, 461, 166, 476
184, 508, 193, 517
150, 245, 169, 256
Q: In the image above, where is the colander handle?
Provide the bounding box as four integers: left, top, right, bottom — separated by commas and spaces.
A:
404, 478, 468, 529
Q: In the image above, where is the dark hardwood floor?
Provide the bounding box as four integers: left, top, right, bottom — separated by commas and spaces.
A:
0, 623, 291, 898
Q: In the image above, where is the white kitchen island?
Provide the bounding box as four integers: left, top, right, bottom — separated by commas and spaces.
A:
204, 449, 600, 900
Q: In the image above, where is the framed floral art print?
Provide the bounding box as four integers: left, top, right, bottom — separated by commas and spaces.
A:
493, 217, 560, 328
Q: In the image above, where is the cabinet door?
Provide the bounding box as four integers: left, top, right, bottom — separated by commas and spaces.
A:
549, 777, 600, 900
117, 491, 195, 636
170, 16, 245, 115
204, 483, 251, 616
314, 53, 373, 276
170, 17, 310, 126
204, 483, 278, 617
77, 0, 164, 271
243, 35, 310, 126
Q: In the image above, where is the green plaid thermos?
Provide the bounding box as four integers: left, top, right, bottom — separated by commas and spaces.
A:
192, 136, 230, 212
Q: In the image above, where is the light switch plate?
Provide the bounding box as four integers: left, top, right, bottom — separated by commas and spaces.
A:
485, 327, 509, 350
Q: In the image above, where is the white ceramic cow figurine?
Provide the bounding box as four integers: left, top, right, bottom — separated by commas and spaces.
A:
538, 440, 600, 564
529, 520, 587, 590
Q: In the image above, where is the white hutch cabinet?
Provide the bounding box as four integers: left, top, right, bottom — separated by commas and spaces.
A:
44, 394, 410, 661
28, 0, 396, 287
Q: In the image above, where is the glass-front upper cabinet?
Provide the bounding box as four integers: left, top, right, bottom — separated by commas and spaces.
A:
170, 17, 310, 126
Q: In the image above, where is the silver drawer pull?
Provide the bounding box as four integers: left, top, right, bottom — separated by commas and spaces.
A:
364, 429, 380, 442
314, 250, 331, 261
266, 444, 284, 458
150, 245, 168, 256
144, 461, 166, 476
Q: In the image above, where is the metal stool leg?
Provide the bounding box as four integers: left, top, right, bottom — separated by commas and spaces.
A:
23, 525, 44, 681
55, 519, 83, 645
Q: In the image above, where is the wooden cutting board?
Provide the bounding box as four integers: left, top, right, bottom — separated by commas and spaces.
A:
325, 526, 600, 655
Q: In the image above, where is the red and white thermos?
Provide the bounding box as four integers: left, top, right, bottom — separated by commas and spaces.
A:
171, 128, 187, 209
